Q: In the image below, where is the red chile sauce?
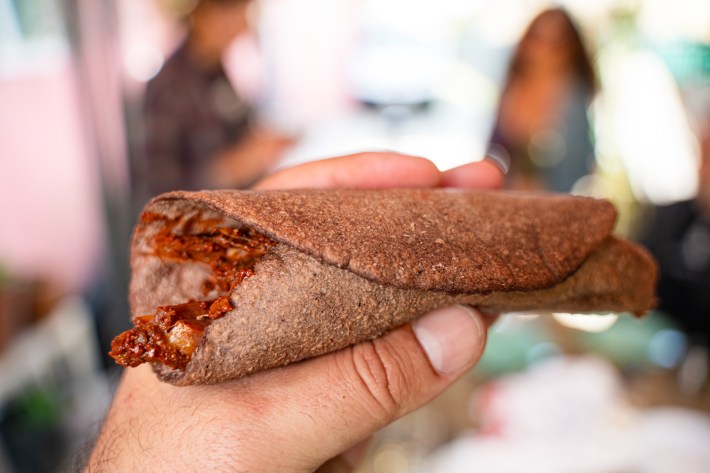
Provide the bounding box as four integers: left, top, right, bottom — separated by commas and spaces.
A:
109, 212, 276, 370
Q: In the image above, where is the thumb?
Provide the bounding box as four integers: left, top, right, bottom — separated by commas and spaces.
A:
264, 305, 487, 471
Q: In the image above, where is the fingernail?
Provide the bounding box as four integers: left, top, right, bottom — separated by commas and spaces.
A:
413, 305, 486, 375
484, 145, 511, 175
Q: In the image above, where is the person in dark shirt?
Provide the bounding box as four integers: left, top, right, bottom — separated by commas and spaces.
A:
641, 115, 710, 344
138, 0, 291, 200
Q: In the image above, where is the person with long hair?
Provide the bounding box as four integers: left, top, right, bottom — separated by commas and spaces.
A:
487, 7, 598, 192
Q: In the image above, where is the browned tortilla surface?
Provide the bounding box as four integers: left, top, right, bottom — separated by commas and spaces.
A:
129, 189, 657, 385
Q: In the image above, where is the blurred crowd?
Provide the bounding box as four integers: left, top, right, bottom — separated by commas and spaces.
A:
1, 0, 710, 472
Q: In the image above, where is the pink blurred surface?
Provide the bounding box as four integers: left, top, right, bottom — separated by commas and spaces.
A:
0, 62, 103, 292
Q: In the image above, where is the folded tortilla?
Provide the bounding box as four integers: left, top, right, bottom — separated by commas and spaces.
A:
123, 189, 657, 386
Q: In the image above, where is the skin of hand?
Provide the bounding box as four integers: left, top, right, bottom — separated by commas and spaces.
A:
211, 127, 296, 189
85, 152, 503, 473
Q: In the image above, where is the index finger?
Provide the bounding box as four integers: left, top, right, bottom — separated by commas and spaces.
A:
253, 152, 441, 190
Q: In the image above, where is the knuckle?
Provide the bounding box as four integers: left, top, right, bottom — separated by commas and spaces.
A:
347, 339, 415, 422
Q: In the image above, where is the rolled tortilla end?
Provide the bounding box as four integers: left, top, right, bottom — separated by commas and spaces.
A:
122, 189, 657, 385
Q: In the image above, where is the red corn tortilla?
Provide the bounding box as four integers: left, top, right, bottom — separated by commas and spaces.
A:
127, 189, 657, 385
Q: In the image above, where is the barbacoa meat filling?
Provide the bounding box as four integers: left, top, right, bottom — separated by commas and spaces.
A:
109, 213, 275, 370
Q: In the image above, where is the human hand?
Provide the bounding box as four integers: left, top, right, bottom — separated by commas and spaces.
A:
211, 127, 295, 189
86, 152, 503, 473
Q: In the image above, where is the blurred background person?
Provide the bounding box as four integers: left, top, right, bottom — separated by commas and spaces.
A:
135, 0, 293, 207
640, 112, 710, 348
487, 7, 598, 192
